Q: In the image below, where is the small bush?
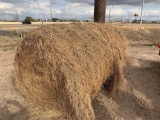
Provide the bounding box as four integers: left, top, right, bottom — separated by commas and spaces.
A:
12, 30, 19, 36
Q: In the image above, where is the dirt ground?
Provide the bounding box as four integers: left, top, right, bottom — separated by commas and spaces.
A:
0, 45, 159, 120
94, 46, 160, 120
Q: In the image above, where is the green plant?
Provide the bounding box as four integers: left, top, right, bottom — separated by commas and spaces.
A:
22, 16, 33, 24
12, 30, 19, 36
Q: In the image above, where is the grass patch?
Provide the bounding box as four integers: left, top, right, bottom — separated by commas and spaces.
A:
116, 25, 160, 46
12, 30, 19, 36
12, 30, 26, 37
0, 36, 20, 51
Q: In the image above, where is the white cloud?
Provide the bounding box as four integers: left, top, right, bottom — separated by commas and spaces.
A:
0, 2, 14, 9
108, 5, 127, 16
144, 10, 160, 16
71, 3, 81, 7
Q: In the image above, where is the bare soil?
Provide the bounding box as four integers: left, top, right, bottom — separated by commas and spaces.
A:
94, 46, 160, 120
0, 50, 28, 120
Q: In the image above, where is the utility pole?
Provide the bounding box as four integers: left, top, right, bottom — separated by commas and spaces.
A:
36, 0, 39, 20
49, 0, 53, 21
138, 0, 144, 46
109, 8, 111, 23
94, 0, 106, 23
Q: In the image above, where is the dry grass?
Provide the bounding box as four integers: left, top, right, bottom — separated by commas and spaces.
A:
116, 24, 160, 46
14, 23, 127, 120
0, 36, 20, 51
0, 24, 39, 30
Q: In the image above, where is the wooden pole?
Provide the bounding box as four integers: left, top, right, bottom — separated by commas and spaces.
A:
109, 8, 111, 23
94, 0, 106, 23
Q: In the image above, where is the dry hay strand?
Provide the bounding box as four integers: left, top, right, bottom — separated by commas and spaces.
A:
14, 23, 127, 120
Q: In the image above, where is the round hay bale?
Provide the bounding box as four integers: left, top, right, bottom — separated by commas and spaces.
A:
14, 23, 127, 120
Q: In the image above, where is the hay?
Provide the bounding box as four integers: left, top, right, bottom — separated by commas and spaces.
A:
14, 23, 127, 120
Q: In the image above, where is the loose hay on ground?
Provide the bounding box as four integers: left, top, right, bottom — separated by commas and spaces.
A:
14, 23, 127, 120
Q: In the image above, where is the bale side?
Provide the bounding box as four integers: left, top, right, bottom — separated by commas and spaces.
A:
14, 23, 127, 119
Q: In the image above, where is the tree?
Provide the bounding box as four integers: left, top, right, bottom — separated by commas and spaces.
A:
23, 16, 33, 24
94, 0, 106, 23
52, 18, 59, 22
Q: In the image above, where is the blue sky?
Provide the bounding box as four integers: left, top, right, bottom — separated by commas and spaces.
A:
0, 0, 160, 21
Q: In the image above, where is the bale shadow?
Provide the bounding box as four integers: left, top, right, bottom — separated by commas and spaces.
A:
0, 100, 29, 120
112, 91, 154, 120
124, 59, 160, 104
98, 59, 160, 120
111, 59, 160, 120
93, 100, 113, 120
